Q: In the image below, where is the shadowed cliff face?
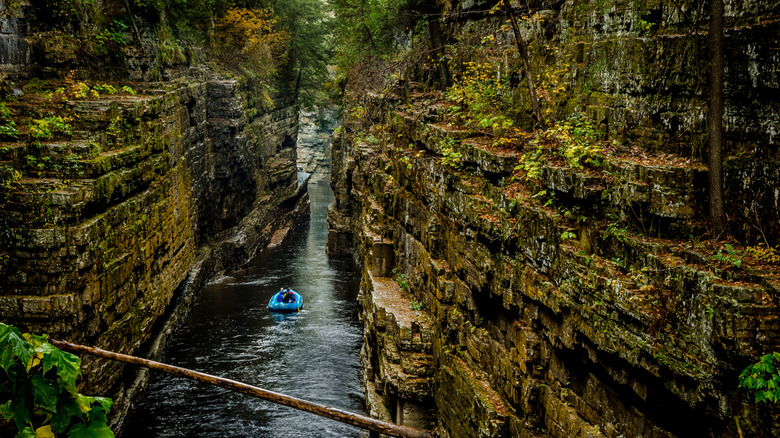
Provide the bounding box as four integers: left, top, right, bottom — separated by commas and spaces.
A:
328, 0, 780, 437
0, 3, 308, 423
0, 78, 306, 397
0, 7, 29, 94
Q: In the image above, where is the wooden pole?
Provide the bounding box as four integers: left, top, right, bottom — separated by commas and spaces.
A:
51, 340, 432, 438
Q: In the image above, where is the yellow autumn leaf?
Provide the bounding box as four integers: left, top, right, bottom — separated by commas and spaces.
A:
35, 425, 55, 438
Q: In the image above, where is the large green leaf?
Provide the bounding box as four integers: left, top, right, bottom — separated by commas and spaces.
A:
51, 395, 83, 434
67, 422, 115, 438
14, 426, 36, 438
0, 342, 16, 375
41, 345, 81, 387
0, 325, 115, 436
85, 397, 112, 425
0, 324, 33, 372
31, 373, 58, 413
9, 376, 31, 430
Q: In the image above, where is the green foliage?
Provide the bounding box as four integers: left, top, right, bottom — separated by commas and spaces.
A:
0, 323, 115, 437
519, 112, 603, 182
28, 117, 73, 141
409, 301, 425, 311
94, 20, 129, 47
739, 352, 780, 403
602, 221, 630, 243
439, 137, 463, 169
91, 84, 117, 95
333, 0, 415, 69
557, 112, 603, 168
275, 0, 333, 109
560, 230, 577, 241
446, 61, 519, 143
518, 141, 547, 182
0, 164, 23, 188
25, 155, 50, 171
392, 268, 409, 290
0, 102, 19, 139
120, 86, 136, 96
105, 116, 132, 148
712, 244, 743, 268
48, 71, 137, 101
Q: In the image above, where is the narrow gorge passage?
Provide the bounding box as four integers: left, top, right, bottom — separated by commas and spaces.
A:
124, 181, 366, 437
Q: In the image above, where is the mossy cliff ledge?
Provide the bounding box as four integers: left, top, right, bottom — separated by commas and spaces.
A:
0, 5, 307, 427
328, 0, 780, 436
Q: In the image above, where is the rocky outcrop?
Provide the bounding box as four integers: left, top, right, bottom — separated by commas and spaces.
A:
329, 1, 780, 437
0, 5, 306, 425
297, 106, 339, 181
333, 93, 780, 437
0, 3, 28, 94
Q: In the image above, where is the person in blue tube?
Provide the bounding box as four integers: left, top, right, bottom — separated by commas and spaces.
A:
277, 287, 286, 302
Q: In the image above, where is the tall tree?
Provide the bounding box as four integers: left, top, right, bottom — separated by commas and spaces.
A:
275, 0, 333, 108
708, 0, 726, 236
499, 0, 545, 128
332, 0, 411, 64
409, 0, 451, 90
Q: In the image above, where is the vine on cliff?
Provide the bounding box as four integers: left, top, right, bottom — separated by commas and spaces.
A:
0, 323, 114, 438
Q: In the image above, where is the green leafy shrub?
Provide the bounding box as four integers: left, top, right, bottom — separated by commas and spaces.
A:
95, 20, 129, 47
439, 137, 463, 169
28, 116, 73, 141
446, 61, 519, 144
739, 352, 780, 403
0, 323, 115, 437
0, 164, 22, 188
519, 112, 603, 182
392, 268, 409, 290
712, 244, 743, 268
0, 102, 18, 138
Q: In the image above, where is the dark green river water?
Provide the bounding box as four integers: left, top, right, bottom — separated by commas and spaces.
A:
125, 180, 366, 437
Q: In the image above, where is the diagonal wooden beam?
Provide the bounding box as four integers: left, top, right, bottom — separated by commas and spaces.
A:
51, 340, 432, 438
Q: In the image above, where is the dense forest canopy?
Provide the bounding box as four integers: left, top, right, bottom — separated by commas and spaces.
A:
0, 0, 332, 108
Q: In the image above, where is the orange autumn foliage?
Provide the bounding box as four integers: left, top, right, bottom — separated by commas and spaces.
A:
213, 8, 287, 73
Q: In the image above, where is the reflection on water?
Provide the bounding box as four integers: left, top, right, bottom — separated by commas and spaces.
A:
125, 181, 365, 437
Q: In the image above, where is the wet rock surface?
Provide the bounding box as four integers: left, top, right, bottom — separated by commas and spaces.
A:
0, 48, 306, 428
327, 1, 780, 434
331, 94, 780, 436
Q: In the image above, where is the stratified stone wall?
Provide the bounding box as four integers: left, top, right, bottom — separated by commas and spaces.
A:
334, 92, 780, 438
0, 2, 307, 418
0, 75, 305, 399
0, 1, 29, 92
329, 1, 780, 437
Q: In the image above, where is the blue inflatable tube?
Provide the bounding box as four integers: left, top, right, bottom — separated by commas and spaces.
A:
268, 290, 303, 313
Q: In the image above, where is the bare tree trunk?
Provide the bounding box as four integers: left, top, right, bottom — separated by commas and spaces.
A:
51, 340, 433, 438
427, 15, 451, 90
708, 0, 726, 236
505, 3, 545, 128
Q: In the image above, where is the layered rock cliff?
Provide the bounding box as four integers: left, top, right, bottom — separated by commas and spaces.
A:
329, 1, 780, 436
0, 2, 307, 425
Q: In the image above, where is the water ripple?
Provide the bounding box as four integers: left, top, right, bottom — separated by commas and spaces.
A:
125, 182, 365, 437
